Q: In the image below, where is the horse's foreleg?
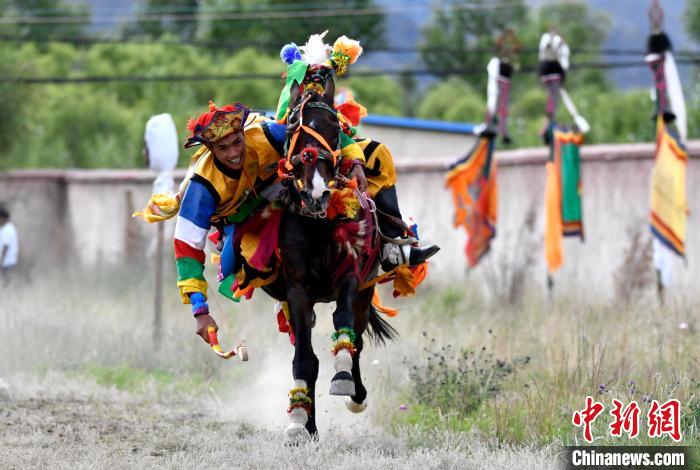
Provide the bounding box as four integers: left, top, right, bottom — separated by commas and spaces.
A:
330, 276, 359, 396
285, 285, 317, 443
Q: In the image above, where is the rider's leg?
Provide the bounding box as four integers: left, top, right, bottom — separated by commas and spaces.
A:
373, 185, 440, 269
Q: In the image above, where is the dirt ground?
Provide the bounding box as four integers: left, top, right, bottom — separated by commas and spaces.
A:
0, 373, 557, 470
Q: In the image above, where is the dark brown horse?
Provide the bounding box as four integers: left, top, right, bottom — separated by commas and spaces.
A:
262, 74, 396, 442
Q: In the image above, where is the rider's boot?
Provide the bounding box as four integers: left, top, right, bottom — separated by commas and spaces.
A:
380, 242, 440, 272
374, 186, 440, 272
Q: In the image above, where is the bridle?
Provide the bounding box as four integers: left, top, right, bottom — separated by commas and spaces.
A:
281, 92, 343, 218
283, 92, 341, 171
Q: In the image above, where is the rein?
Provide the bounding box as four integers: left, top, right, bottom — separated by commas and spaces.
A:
282, 93, 345, 219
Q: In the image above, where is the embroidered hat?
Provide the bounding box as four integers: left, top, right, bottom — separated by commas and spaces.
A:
185, 101, 250, 148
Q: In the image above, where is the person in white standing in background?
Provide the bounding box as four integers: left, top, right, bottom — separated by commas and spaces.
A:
0, 207, 18, 279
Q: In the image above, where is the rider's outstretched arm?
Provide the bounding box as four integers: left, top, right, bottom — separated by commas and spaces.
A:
173, 178, 217, 304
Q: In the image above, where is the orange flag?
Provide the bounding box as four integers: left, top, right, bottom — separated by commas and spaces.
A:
445, 136, 498, 267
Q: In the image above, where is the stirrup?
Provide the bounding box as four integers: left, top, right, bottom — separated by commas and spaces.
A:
381, 241, 410, 271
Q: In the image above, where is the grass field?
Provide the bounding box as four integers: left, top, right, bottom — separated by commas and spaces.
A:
0, 265, 697, 468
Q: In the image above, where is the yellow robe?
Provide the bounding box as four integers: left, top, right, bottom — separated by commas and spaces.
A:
355, 138, 397, 197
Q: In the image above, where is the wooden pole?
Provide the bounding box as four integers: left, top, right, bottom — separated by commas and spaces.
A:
154, 221, 164, 351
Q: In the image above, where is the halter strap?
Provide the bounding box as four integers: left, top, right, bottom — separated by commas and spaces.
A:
285, 94, 341, 170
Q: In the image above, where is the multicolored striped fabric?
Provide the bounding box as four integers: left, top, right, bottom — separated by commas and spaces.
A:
174, 178, 217, 302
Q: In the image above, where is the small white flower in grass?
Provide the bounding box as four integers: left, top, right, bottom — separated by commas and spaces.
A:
678, 322, 689, 330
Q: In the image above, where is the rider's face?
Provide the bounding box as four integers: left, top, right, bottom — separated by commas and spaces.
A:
211, 131, 246, 171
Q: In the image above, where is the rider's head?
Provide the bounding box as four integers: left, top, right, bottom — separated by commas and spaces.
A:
185, 101, 250, 171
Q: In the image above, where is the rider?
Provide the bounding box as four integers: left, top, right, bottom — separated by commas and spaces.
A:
161, 101, 366, 344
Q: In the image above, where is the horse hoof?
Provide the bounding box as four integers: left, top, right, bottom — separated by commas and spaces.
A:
285, 423, 311, 445
330, 371, 355, 396
237, 345, 249, 362
345, 396, 367, 413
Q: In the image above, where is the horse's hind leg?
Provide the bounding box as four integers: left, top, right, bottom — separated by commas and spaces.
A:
330, 276, 359, 396
346, 287, 372, 412
345, 335, 367, 412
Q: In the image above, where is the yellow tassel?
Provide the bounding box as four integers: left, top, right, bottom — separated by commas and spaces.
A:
340, 191, 360, 219
393, 264, 415, 297
132, 193, 180, 223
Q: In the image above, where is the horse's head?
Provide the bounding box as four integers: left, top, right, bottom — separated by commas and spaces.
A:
282, 74, 340, 217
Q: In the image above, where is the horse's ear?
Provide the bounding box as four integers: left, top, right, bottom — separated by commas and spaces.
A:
323, 74, 335, 106
290, 80, 301, 104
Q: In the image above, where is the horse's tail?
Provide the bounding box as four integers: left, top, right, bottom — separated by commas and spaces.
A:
366, 303, 399, 345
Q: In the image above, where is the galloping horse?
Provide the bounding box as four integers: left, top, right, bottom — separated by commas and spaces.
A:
262, 74, 396, 442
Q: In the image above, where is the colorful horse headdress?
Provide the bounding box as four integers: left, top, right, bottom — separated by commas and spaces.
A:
185, 101, 250, 148
275, 33, 363, 122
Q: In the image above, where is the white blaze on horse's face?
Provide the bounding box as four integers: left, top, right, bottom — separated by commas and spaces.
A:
310, 167, 327, 201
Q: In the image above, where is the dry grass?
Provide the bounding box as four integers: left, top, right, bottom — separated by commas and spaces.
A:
481, 204, 538, 306
391, 280, 699, 446
0, 372, 558, 469
0, 263, 697, 468
613, 224, 655, 303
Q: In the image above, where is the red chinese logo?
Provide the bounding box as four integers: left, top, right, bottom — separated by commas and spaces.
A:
647, 399, 682, 442
572, 396, 605, 442
609, 399, 640, 438
573, 396, 683, 442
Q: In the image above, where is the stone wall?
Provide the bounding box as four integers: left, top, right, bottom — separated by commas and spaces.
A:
1, 141, 697, 299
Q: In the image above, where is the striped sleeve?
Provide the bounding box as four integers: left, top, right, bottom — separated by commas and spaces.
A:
174, 178, 217, 304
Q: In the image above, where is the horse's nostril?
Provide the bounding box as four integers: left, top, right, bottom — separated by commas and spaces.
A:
320, 190, 331, 204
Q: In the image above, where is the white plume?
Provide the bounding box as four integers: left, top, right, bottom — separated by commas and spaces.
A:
300, 30, 332, 66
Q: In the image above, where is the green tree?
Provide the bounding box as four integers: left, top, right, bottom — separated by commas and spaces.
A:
0, 45, 32, 167
197, 0, 384, 51
415, 78, 483, 123
4, 0, 90, 38
338, 74, 403, 117
419, 0, 528, 88
123, 0, 200, 41
684, 1, 700, 43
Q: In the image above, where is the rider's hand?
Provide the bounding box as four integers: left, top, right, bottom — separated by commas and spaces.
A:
195, 314, 218, 344
350, 164, 368, 193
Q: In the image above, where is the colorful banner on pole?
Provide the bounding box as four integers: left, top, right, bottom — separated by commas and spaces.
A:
650, 116, 688, 257
445, 136, 498, 267
544, 127, 584, 274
